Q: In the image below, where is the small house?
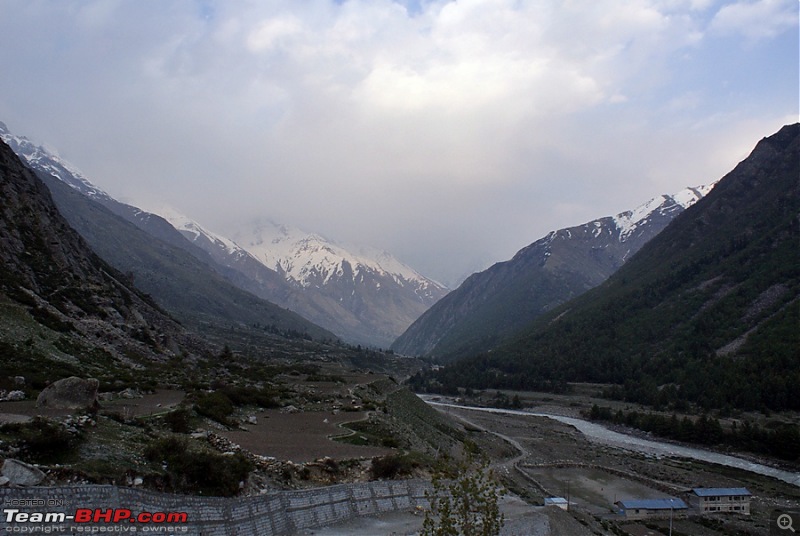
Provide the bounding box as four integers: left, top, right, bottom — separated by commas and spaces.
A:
615, 498, 688, 520
689, 488, 751, 515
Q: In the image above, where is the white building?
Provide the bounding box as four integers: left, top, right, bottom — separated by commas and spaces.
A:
689, 488, 752, 515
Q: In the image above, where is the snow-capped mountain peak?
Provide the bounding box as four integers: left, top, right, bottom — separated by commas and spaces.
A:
612, 184, 715, 241
234, 220, 445, 297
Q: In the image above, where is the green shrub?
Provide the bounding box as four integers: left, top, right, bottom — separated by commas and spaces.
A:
219, 385, 280, 408
193, 391, 234, 425
2, 417, 81, 463
163, 408, 193, 434
144, 436, 253, 496
370, 453, 425, 479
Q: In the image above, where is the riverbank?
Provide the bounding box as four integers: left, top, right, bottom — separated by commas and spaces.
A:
426, 397, 800, 536
425, 400, 800, 487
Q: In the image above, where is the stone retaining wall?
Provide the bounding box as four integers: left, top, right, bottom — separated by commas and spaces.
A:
0, 479, 431, 534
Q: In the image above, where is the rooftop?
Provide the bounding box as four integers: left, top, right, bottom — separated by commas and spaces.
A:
692, 488, 752, 497
616, 498, 688, 511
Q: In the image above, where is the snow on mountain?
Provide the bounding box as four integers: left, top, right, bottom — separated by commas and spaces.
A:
0, 120, 446, 347
393, 182, 716, 358
233, 220, 446, 301
612, 185, 715, 241
159, 205, 248, 259
0, 122, 110, 201
160, 214, 449, 346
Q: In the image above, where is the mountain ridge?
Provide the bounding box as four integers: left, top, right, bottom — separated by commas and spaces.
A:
0, 123, 337, 347
169, 215, 449, 347
0, 136, 211, 385
412, 123, 799, 412
392, 184, 712, 359
0, 121, 446, 347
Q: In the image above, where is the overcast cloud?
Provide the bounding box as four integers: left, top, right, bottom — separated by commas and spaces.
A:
0, 0, 796, 285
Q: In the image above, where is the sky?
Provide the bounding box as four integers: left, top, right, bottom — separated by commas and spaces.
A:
0, 0, 797, 286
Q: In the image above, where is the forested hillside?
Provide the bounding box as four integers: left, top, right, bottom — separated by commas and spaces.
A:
411, 124, 800, 412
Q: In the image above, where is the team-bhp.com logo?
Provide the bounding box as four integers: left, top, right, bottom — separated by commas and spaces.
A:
4, 508, 188, 532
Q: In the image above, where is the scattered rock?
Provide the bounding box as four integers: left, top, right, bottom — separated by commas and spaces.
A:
133, 477, 143, 486
281, 405, 299, 414
5, 390, 25, 401
247, 415, 258, 425
36, 377, 99, 410
13, 376, 25, 386
1, 459, 45, 486
118, 388, 142, 399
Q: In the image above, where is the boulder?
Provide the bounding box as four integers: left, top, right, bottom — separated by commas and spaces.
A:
6, 390, 25, 401
36, 377, 99, 410
1, 459, 45, 486
118, 388, 141, 399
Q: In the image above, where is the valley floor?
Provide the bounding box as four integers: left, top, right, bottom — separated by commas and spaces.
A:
2, 371, 797, 535
425, 393, 800, 536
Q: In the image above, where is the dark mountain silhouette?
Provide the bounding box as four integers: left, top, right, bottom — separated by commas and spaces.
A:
413, 124, 799, 412
393, 186, 711, 360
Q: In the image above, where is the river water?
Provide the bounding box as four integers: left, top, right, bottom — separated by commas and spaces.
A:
425, 400, 800, 487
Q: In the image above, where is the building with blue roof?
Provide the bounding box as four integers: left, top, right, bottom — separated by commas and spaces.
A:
690, 488, 752, 515
615, 498, 687, 520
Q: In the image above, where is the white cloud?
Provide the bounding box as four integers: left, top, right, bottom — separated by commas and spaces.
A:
247, 16, 305, 52
0, 0, 795, 283
710, 0, 798, 40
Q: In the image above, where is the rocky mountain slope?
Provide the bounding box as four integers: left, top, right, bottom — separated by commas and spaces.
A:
0, 122, 248, 270
393, 185, 712, 360
38, 173, 335, 347
1, 122, 336, 347
1, 122, 446, 348
417, 123, 799, 412
0, 137, 207, 385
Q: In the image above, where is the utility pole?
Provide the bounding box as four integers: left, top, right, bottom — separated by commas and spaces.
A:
566, 480, 571, 512
669, 498, 674, 536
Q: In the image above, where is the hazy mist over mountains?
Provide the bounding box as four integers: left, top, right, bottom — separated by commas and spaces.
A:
0, 2, 795, 288
1, 122, 445, 347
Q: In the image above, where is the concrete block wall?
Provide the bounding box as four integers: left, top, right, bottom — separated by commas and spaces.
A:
0, 479, 432, 534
